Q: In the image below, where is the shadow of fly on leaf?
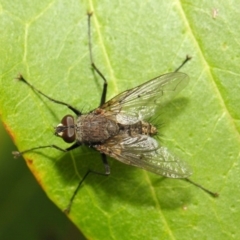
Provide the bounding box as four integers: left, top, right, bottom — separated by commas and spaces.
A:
12, 12, 218, 214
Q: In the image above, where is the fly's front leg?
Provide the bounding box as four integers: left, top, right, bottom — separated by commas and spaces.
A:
12, 142, 81, 158
16, 75, 82, 115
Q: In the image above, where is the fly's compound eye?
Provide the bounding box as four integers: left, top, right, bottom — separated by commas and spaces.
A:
55, 115, 76, 143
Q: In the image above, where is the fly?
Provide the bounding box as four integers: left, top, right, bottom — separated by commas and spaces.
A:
13, 12, 218, 213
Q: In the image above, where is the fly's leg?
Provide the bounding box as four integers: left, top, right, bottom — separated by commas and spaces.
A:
88, 12, 108, 106
64, 153, 110, 214
184, 178, 219, 197
174, 55, 192, 72
12, 142, 81, 159
16, 75, 82, 115
173, 56, 219, 197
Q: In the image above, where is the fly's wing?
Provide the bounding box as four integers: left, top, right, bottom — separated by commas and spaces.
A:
95, 134, 192, 178
100, 72, 189, 123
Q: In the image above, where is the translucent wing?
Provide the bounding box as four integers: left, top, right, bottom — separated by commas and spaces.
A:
95, 134, 192, 178
101, 72, 189, 123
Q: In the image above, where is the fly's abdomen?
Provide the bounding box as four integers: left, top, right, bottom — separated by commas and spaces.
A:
118, 121, 157, 136
141, 121, 157, 136
76, 114, 119, 143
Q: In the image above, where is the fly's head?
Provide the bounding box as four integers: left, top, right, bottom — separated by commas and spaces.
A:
55, 115, 76, 143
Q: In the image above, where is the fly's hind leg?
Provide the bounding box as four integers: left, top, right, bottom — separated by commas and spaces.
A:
174, 55, 192, 72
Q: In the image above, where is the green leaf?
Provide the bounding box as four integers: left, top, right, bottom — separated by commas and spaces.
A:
1, 0, 239, 239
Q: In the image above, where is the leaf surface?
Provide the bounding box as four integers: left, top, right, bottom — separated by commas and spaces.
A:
1, 0, 239, 239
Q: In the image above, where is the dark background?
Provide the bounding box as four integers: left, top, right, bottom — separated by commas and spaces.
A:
0, 121, 86, 240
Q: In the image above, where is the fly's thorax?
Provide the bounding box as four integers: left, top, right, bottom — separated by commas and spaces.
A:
141, 121, 157, 136
76, 112, 120, 144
